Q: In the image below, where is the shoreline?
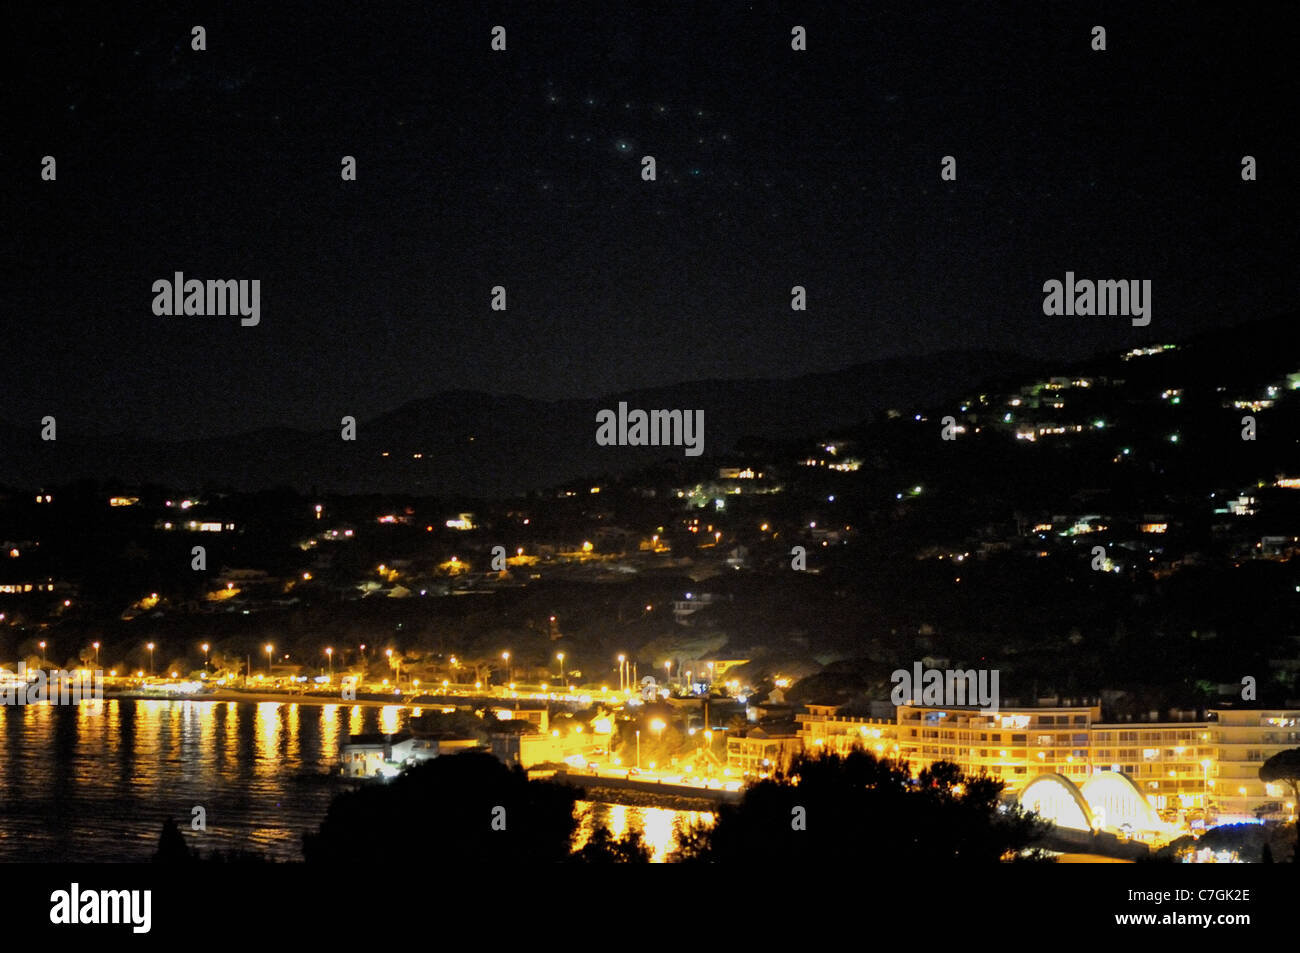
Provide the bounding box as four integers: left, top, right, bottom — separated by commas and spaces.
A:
104, 689, 459, 709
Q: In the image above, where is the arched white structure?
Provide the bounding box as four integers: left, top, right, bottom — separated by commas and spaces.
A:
1019, 770, 1173, 837
1020, 773, 1093, 831
1081, 771, 1164, 833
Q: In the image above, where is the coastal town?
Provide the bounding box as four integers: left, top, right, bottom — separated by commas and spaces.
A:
5, 325, 1300, 864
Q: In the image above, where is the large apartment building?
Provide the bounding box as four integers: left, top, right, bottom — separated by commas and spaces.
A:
795, 703, 1300, 823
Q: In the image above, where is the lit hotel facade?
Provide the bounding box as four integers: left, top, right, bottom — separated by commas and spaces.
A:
796, 704, 1300, 821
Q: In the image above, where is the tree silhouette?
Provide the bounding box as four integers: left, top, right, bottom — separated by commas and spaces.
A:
1259, 748, 1300, 860
571, 825, 652, 863
303, 751, 579, 864
152, 817, 195, 863
671, 749, 1050, 864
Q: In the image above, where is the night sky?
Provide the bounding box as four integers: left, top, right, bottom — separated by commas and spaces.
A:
8, 1, 1296, 440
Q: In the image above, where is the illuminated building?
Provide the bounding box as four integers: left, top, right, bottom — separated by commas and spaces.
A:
1211, 709, 1300, 818
338, 732, 438, 778
726, 726, 801, 777
796, 705, 895, 758
797, 702, 1300, 825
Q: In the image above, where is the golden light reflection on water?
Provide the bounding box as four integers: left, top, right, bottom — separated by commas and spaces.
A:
255, 702, 281, 774
379, 705, 402, 735
0, 698, 715, 863
131, 700, 164, 792
573, 800, 714, 863
347, 705, 364, 736
222, 701, 240, 765
199, 697, 218, 761
106, 697, 122, 758
28, 698, 54, 731
320, 704, 340, 753
286, 704, 300, 762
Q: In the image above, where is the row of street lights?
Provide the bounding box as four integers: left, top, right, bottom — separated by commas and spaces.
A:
27, 639, 193, 675
492, 650, 571, 686
51, 642, 597, 686
31, 640, 359, 680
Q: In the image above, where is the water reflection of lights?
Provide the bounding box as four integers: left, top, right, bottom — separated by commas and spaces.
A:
0, 697, 424, 861
320, 704, 340, 754
286, 703, 301, 762
573, 801, 714, 863
255, 702, 282, 773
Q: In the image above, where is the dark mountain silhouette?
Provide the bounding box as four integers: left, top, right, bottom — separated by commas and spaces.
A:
0, 349, 1035, 496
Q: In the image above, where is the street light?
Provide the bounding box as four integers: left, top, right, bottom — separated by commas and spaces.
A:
39, 640, 46, 668
556, 652, 564, 680
265, 643, 274, 677
146, 642, 154, 676
325, 647, 333, 680
617, 654, 626, 692
201, 642, 210, 670
92, 641, 100, 668
502, 651, 511, 684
